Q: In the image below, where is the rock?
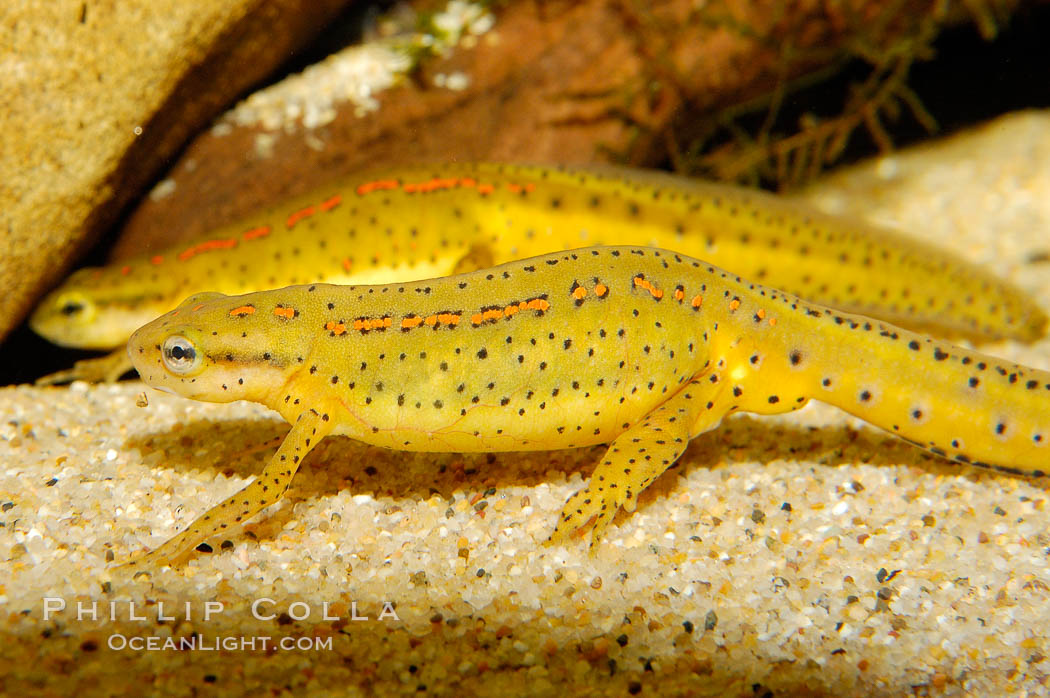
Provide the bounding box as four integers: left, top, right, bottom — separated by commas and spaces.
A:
110, 0, 972, 258
0, 0, 353, 343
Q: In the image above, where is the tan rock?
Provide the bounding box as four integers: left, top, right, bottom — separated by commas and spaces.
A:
0, 0, 353, 343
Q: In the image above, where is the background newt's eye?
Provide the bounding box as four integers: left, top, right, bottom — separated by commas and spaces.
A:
60, 300, 85, 316
54, 292, 94, 322
161, 335, 201, 375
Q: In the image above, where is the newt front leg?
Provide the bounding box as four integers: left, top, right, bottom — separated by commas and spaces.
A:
122, 404, 339, 567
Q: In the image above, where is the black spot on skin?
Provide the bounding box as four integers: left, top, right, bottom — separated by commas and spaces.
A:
477, 348, 488, 359
768, 395, 779, 404
859, 390, 872, 402
908, 340, 920, 351
789, 350, 802, 366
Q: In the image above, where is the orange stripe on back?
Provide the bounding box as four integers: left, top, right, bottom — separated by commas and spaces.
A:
179, 238, 238, 262
286, 205, 316, 229
356, 179, 400, 196
242, 226, 271, 241
633, 276, 664, 300
319, 194, 342, 211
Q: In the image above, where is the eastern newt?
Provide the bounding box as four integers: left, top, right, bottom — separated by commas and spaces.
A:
32, 163, 1047, 384
123, 246, 1050, 566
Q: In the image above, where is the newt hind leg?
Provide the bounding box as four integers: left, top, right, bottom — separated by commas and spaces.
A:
549, 371, 735, 545
119, 406, 335, 569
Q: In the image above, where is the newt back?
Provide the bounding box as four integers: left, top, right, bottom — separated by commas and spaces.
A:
33, 163, 1047, 358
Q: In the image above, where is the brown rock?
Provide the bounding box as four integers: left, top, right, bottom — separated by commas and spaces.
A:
0, 0, 353, 343
112, 0, 970, 259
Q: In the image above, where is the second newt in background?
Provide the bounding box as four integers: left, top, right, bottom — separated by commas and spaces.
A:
30, 163, 1047, 384
122, 246, 1050, 567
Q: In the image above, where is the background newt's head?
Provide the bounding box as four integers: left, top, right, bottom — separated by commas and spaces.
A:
31, 265, 182, 350
127, 289, 303, 405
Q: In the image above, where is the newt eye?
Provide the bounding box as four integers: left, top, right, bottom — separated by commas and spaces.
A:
53, 292, 94, 322
162, 335, 201, 375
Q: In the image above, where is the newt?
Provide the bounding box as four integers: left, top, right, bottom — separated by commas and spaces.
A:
123, 246, 1050, 566
32, 163, 1047, 384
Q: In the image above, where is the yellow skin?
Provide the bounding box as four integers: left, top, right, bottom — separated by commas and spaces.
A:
124, 246, 1050, 567
32, 163, 1047, 384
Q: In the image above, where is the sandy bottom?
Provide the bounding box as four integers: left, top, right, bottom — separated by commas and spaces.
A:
2, 112, 1049, 696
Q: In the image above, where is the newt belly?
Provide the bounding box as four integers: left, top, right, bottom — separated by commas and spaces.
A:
31, 163, 1047, 384
123, 246, 1050, 567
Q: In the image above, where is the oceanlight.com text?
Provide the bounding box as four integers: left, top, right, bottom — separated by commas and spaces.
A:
107, 634, 334, 651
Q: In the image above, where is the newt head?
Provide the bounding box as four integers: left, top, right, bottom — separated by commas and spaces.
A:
31, 265, 181, 349
127, 290, 295, 405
